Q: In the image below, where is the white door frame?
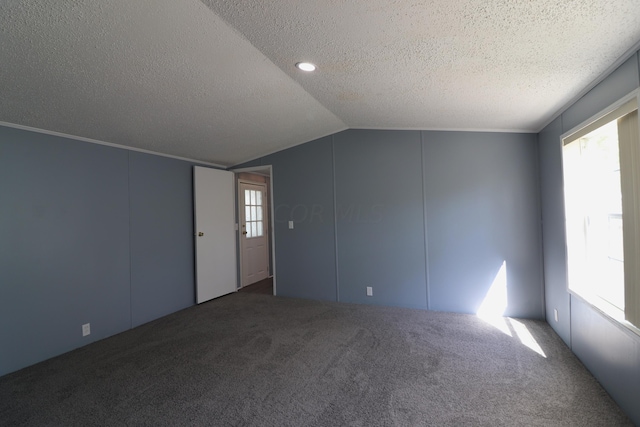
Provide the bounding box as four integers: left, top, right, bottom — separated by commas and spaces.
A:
230, 165, 276, 295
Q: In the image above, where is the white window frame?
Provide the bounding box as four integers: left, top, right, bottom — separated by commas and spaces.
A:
561, 88, 640, 336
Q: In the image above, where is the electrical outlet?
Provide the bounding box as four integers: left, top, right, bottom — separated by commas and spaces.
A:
288, 220, 294, 229
554, 309, 559, 322
82, 323, 91, 337
366, 286, 373, 297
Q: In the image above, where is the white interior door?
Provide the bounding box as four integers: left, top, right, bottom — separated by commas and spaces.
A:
239, 181, 269, 287
194, 166, 237, 304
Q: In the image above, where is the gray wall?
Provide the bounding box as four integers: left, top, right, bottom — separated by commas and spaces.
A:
538, 52, 640, 424
334, 130, 427, 309
239, 129, 544, 317
0, 126, 202, 376
263, 137, 338, 301
424, 132, 543, 318
129, 152, 196, 327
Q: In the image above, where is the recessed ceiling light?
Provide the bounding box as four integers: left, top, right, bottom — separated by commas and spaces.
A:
295, 62, 316, 72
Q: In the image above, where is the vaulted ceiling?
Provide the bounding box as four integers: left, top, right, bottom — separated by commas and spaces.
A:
1, 1, 639, 166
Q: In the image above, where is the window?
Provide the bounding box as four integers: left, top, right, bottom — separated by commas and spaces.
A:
562, 92, 640, 332
244, 189, 264, 238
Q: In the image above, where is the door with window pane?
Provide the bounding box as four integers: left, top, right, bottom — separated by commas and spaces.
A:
239, 181, 269, 287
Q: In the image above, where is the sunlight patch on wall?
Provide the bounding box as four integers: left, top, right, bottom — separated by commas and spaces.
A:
477, 261, 511, 336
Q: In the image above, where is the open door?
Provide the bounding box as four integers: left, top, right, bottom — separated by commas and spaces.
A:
193, 166, 236, 304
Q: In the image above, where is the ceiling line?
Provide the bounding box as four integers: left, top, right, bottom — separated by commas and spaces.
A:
535, 37, 640, 134
0, 120, 227, 169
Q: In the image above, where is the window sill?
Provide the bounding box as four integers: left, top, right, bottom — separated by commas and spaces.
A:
569, 290, 640, 339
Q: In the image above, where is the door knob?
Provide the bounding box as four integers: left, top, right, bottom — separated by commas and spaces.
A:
242, 231, 247, 235
198, 232, 204, 237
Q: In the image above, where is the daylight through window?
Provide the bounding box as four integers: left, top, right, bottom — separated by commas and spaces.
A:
244, 189, 264, 238
562, 94, 640, 332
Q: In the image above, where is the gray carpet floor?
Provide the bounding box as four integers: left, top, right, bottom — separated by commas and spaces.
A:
0, 293, 632, 426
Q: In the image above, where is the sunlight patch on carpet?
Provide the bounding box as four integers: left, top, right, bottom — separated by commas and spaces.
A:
509, 318, 547, 358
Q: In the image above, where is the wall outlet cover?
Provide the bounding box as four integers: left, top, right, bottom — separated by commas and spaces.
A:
82, 323, 91, 336
366, 286, 373, 296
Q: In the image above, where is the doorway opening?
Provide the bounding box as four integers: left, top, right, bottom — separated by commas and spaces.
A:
232, 166, 275, 295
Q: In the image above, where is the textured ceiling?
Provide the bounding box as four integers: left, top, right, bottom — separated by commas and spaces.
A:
0, 0, 345, 166
1, 1, 640, 166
